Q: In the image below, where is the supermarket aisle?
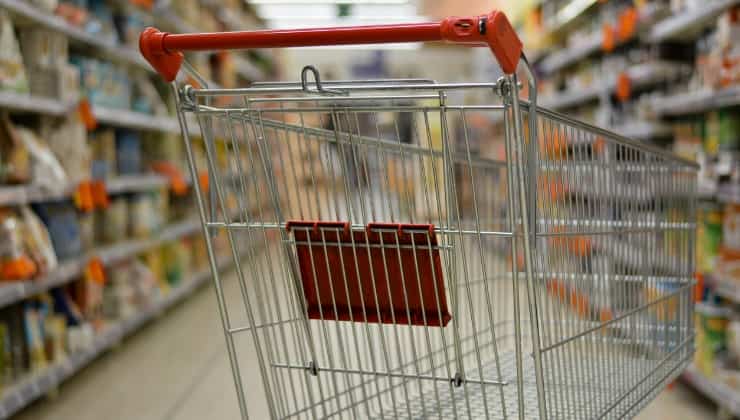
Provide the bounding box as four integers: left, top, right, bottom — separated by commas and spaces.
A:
15, 269, 715, 420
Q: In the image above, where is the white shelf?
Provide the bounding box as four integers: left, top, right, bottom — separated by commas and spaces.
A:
93, 106, 180, 133
0, 174, 172, 207
718, 183, 740, 204
651, 86, 740, 117
541, 61, 685, 110
540, 3, 667, 74
683, 364, 740, 417
541, 32, 602, 74
0, 256, 233, 419
0, 217, 201, 308
0, 0, 151, 73
0, 91, 73, 116
715, 275, 740, 302
611, 120, 672, 140
649, 0, 740, 42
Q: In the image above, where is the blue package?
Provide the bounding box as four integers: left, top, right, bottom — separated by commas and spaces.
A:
32, 203, 83, 261
115, 129, 141, 175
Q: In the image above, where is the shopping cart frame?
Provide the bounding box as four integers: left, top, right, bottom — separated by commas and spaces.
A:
141, 10, 698, 420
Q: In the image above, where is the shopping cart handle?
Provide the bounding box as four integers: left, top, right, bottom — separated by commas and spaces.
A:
140, 10, 522, 82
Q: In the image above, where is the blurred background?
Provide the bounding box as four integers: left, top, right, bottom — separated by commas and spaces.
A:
0, 0, 736, 419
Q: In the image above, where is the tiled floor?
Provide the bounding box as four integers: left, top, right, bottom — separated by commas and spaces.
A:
16, 271, 716, 420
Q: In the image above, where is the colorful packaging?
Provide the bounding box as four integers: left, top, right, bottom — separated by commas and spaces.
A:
695, 302, 732, 376
698, 202, 723, 273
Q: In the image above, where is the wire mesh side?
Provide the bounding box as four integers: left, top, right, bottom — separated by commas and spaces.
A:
524, 106, 697, 419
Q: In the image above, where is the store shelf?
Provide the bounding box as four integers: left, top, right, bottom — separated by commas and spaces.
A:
541, 62, 685, 110
715, 275, 740, 302
0, 217, 200, 309
651, 86, 740, 117
0, 256, 234, 420
541, 32, 602, 74
544, 0, 600, 35
0, 174, 172, 207
611, 120, 673, 140
0, 0, 151, 73
718, 183, 740, 204
0, 91, 73, 116
683, 364, 740, 417
93, 106, 180, 133
649, 0, 740, 43
540, 3, 667, 74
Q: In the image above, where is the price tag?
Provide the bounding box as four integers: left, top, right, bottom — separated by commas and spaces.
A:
77, 98, 97, 131
74, 181, 94, 212
85, 257, 106, 286
152, 162, 189, 196
615, 72, 631, 102
617, 7, 638, 42
602, 23, 615, 52
198, 170, 209, 194
91, 180, 109, 209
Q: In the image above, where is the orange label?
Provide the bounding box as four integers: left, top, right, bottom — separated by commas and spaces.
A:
615, 72, 631, 102
152, 162, 189, 196
85, 257, 106, 285
77, 98, 97, 131
74, 181, 95, 212
198, 170, 209, 194
602, 23, 615, 52
0, 256, 37, 280
91, 180, 109, 209
617, 7, 638, 42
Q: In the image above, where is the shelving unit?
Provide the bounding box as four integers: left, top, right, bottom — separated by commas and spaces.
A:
540, 62, 684, 110
682, 364, 740, 418
0, 2, 270, 417
651, 86, 740, 117
0, 254, 235, 420
649, 0, 740, 42
0, 217, 200, 309
0, 174, 179, 207
0, 0, 151, 72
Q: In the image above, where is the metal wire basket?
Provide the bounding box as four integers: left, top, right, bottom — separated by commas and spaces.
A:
141, 10, 698, 419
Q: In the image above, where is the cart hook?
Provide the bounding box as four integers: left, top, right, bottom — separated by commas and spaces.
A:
300, 65, 346, 96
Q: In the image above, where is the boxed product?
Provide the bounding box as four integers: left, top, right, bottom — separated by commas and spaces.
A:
90, 128, 116, 180
162, 240, 190, 286
128, 193, 155, 238
98, 196, 127, 244
115, 129, 142, 175
0, 11, 28, 93
103, 262, 136, 320
32, 202, 83, 261
18, 28, 68, 71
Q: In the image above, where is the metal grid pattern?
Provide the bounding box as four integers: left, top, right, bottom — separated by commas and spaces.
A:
172, 65, 698, 419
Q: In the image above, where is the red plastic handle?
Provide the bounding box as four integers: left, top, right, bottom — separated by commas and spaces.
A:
140, 10, 522, 82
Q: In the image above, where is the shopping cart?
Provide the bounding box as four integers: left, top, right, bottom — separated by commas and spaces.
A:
140, 10, 698, 420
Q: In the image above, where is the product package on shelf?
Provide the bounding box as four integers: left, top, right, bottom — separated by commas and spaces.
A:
0, 114, 31, 185
90, 128, 116, 180
17, 27, 77, 101
71, 56, 131, 110
33, 202, 83, 261
0, 11, 28, 93
0, 209, 37, 281
115, 129, 142, 175
97, 195, 127, 244
39, 114, 90, 186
